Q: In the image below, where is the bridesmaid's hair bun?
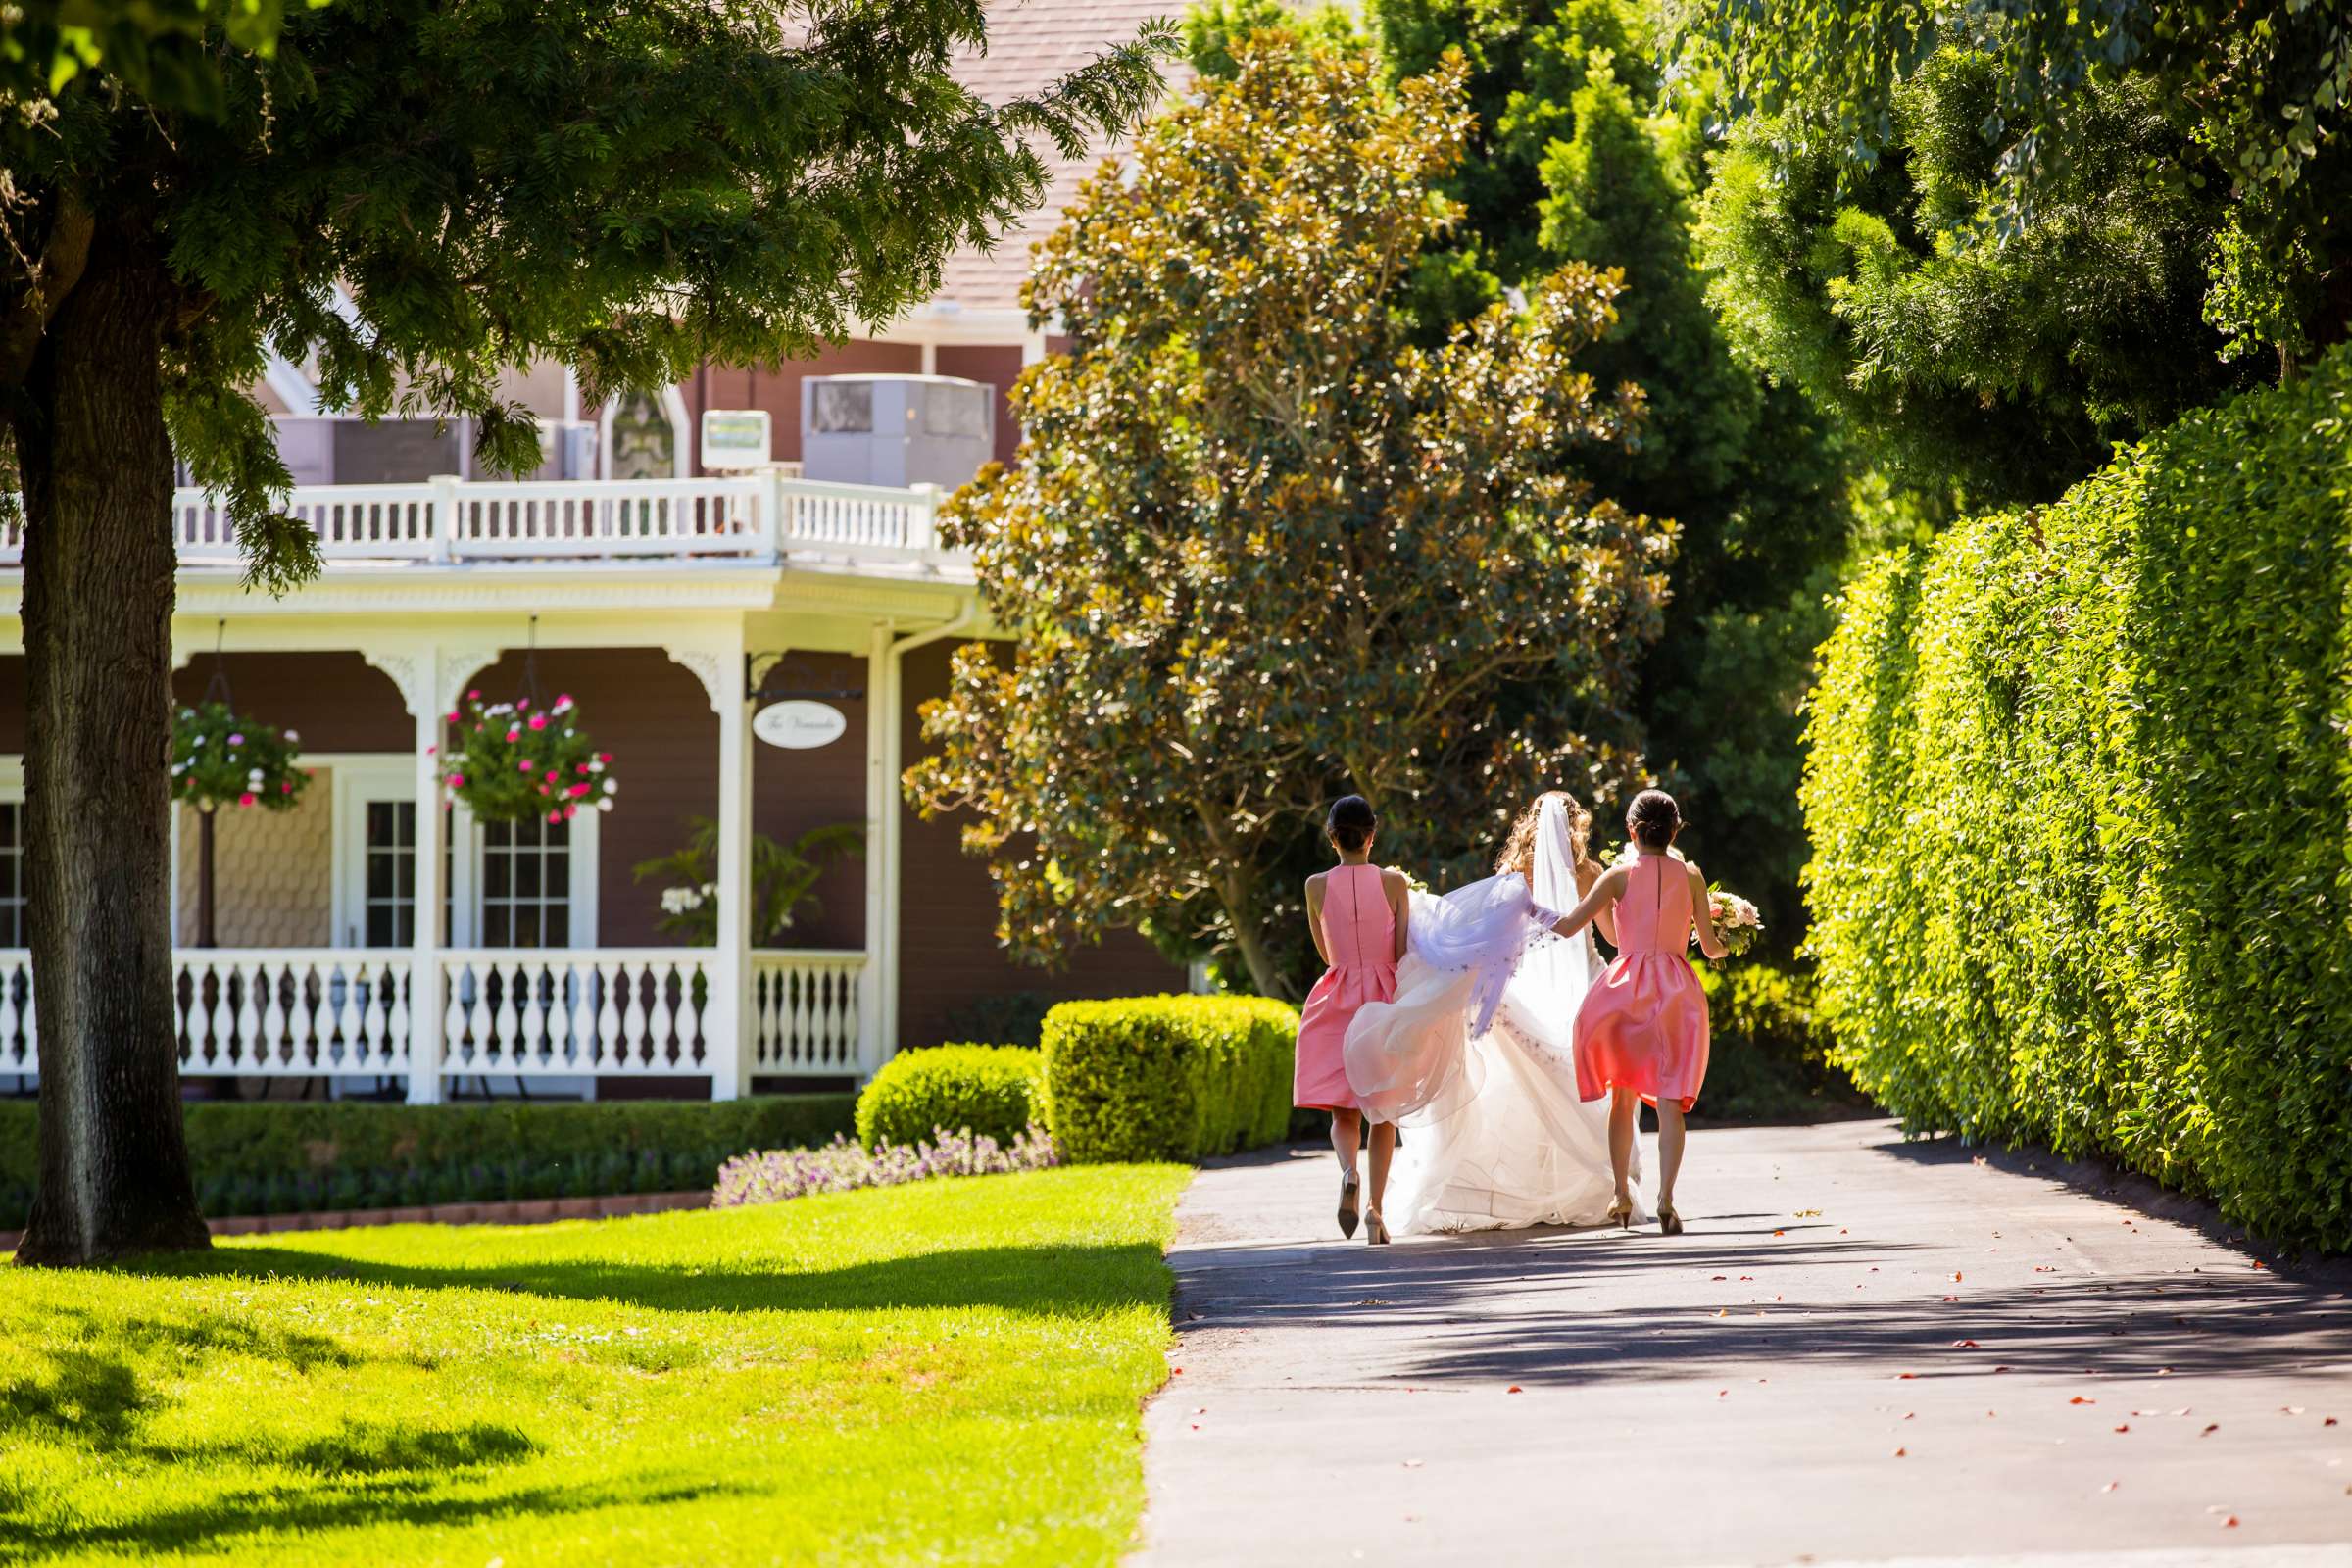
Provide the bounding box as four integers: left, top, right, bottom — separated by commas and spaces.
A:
1327, 795, 1377, 853
1627, 788, 1681, 849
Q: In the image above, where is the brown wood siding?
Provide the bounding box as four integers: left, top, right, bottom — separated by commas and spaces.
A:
751, 652, 869, 950
895, 640, 1183, 1048
934, 344, 1026, 468
466, 649, 715, 947
0, 657, 22, 752
685, 341, 925, 471
168, 653, 411, 752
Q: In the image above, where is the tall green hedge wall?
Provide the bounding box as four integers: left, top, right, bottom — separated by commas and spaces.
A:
0, 1095, 855, 1230
1802, 348, 2352, 1250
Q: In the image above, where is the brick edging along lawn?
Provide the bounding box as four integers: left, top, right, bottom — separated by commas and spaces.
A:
0, 1189, 712, 1252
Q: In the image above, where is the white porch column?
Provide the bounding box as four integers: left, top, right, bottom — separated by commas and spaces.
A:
670, 638, 751, 1100
858, 622, 893, 1077
362, 644, 447, 1105
406, 648, 445, 1105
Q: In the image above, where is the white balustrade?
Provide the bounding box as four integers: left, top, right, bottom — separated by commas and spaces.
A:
175, 484, 438, 562
775, 479, 941, 555
437, 949, 711, 1075
172, 951, 414, 1076
2, 474, 953, 569
0, 951, 33, 1078
446, 478, 765, 558
750, 950, 863, 1074
1, 946, 869, 1088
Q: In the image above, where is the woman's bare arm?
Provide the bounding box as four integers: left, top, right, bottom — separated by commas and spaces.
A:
1577, 858, 1620, 949
1551, 864, 1627, 939
1304, 873, 1331, 967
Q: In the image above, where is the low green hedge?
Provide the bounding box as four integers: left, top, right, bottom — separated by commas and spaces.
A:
0, 1094, 855, 1229
1802, 346, 2352, 1249
1042, 995, 1296, 1163
855, 1045, 1045, 1149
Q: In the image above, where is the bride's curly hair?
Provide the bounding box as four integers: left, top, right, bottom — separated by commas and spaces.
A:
1495, 790, 1595, 884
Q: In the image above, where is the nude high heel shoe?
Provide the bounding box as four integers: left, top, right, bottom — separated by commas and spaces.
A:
1604, 1197, 1634, 1230
1657, 1200, 1684, 1237
1365, 1210, 1391, 1246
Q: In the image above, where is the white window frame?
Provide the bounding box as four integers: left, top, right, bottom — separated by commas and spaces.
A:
466, 806, 599, 950
322, 754, 598, 951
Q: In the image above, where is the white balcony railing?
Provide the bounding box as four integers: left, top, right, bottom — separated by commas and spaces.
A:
0, 473, 955, 571
750, 949, 863, 1075
0, 946, 870, 1088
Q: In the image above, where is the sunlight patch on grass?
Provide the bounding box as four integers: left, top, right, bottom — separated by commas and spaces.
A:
0, 1163, 1191, 1566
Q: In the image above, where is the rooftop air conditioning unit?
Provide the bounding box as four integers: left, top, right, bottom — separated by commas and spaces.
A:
800, 374, 994, 491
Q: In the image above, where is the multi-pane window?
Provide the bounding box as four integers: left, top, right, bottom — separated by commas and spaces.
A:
480, 815, 571, 948
0, 802, 22, 948
364, 800, 416, 948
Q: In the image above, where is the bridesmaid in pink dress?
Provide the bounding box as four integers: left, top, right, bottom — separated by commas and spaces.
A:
1545, 790, 1728, 1235
1295, 796, 1410, 1244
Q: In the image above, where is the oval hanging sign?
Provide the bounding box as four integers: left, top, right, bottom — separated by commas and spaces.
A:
754, 700, 849, 750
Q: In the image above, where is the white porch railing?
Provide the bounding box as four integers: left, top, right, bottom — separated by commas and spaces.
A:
0, 949, 416, 1079
750, 950, 863, 1074
1, 473, 955, 570
438, 950, 712, 1076
0, 946, 870, 1090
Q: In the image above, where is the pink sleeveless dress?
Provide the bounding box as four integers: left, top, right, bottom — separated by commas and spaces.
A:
1574, 853, 1710, 1111
1295, 863, 1397, 1111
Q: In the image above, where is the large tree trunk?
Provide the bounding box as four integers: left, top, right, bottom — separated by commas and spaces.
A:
12, 223, 209, 1265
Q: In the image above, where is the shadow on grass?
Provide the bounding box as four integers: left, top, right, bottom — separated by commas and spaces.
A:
128, 1240, 1173, 1318
0, 1304, 734, 1562
9, 1472, 737, 1561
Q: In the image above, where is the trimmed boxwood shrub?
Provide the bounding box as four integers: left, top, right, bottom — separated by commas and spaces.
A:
0, 1093, 854, 1229
854, 1045, 1045, 1149
1042, 995, 1296, 1163
1802, 346, 2352, 1249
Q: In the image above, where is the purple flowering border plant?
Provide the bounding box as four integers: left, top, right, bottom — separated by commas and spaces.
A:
711, 1124, 1060, 1208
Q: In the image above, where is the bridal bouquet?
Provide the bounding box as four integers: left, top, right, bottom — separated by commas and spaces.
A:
1705, 889, 1762, 956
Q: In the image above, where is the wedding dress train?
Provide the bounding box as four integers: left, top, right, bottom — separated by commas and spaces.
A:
1342, 797, 1641, 1233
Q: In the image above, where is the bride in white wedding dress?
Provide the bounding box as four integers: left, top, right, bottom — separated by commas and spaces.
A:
1342, 792, 1642, 1233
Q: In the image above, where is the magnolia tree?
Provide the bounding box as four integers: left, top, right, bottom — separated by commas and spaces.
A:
907, 34, 1674, 999
1, 0, 1168, 1265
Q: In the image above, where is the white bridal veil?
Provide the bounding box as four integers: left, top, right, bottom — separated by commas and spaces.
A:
1342, 795, 1639, 1232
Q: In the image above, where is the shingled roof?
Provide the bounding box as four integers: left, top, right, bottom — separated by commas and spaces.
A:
936, 0, 1179, 316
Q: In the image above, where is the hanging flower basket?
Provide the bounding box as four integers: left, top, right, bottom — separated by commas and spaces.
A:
171, 702, 311, 812
443, 689, 615, 825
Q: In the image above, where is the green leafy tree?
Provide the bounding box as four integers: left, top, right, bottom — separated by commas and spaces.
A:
1697, 47, 2270, 505
1357, 0, 1854, 934
1700, 0, 2352, 368
906, 33, 1672, 999
2, 0, 1169, 1266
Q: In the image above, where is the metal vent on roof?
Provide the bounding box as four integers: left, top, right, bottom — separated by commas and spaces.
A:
811, 381, 874, 433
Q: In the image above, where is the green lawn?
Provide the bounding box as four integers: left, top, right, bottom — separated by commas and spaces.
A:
0, 1163, 1192, 1566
